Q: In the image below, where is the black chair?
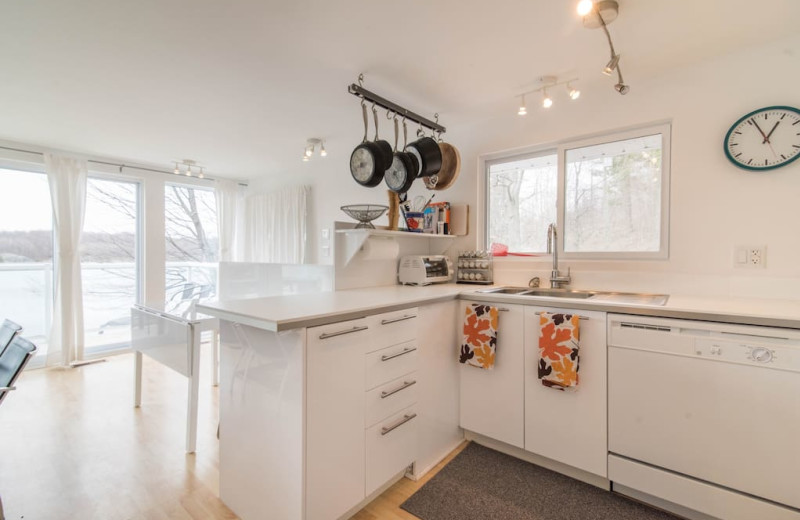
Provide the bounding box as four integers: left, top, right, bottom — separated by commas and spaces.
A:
0, 319, 22, 356
0, 335, 37, 407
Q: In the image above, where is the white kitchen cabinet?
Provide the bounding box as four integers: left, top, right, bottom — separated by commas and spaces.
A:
523, 306, 607, 477
459, 302, 525, 449
306, 317, 370, 520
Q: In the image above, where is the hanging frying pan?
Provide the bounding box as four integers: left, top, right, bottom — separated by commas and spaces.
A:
350, 100, 385, 187
384, 116, 418, 194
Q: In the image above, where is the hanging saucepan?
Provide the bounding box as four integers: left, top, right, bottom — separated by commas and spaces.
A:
384, 116, 418, 194
424, 132, 461, 190
372, 104, 393, 171
406, 128, 442, 178
350, 100, 385, 187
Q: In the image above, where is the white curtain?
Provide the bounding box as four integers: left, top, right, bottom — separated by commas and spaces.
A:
244, 185, 309, 263
45, 154, 88, 366
214, 179, 245, 262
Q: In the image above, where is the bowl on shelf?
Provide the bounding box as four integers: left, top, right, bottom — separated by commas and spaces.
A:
340, 204, 389, 229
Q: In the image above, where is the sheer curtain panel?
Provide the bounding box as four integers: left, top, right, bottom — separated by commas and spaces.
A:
45, 154, 88, 366
244, 185, 309, 263
214, 179, 245, 262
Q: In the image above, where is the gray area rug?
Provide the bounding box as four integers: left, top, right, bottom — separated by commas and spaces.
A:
401, 443, 681, 520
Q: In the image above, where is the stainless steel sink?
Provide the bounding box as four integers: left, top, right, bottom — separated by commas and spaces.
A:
476, 286, 669, 306
524, 288, 596, 299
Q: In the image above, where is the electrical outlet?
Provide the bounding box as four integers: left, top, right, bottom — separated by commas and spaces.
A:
734, 245, 766, 268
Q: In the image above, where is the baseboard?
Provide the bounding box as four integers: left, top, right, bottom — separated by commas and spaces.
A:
464, 430, 610, 490
337, 469, 407, 520
409, 437, 466, 481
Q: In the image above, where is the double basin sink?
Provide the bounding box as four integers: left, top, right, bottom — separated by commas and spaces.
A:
477, 286, 669, 306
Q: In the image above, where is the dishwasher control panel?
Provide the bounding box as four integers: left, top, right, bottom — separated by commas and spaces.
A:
694, 338, 783, 367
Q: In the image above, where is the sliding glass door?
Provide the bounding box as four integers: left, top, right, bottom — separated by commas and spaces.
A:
81, 177, 140, 353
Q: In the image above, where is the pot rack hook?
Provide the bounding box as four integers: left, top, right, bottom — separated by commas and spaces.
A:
392, 113, 400, 153
357, 73, 364, 87
385, 108, 395, 120
417, 121, 425, 138
402, 116, 409, 150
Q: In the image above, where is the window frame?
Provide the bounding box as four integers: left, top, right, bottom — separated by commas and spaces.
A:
481, 122, 671, 261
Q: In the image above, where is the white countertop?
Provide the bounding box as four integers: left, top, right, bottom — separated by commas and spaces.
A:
197, 284, 463, 332
197, 284, 800, 331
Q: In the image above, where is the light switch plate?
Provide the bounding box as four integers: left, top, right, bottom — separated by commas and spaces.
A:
734, 245, 766, 268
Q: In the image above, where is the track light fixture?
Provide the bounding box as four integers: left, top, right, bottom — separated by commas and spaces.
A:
515, 76, 579, 116
172, 159, 207, 178
578, 0, 629, 95
302, 138, 327, 161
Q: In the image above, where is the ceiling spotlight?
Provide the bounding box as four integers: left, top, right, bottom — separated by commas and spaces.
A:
198, 167, 204, 179
173, 162, 180, 175
576, 0, 594, 16
304, 147, 313, 157
320, 142, 327, 157
614, 83, 630, 95
518, 95, 528, 116
603, 54, 620, 75
185, 165, 192, 176
302, 155, 309, 162
567, 84, 581, 100
542, 89, 553, 108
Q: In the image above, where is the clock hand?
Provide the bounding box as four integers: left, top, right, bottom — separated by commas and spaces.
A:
750, 118, 769, 142
764, 121, 780, 144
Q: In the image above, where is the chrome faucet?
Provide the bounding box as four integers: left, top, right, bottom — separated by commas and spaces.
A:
546, 223, 571, 289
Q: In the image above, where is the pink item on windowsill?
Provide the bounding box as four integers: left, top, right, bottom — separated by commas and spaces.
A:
490, 243, 542, 257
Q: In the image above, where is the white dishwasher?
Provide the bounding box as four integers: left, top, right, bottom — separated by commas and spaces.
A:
607, 314, 800, 520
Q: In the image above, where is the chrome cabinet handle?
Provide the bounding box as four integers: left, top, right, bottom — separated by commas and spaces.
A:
0, 386, 16, 392
498, 308, 510, 312
381, 413, 417, 436
535, 312, 590, 321
318, 325, 369, 340
381, 380, 417, 399
381, 346, 417, 361
380, 314, 417, 325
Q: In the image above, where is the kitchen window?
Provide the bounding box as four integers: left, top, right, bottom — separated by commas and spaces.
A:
484, 123, 670, 259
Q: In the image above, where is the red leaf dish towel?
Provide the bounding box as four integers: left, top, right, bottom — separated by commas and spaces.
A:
538, 312, 580, 390
460, 304, 499, 369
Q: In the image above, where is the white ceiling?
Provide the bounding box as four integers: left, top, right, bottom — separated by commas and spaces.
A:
1, 0, 798, 179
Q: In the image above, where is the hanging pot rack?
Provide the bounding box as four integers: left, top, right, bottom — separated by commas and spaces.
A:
348, 74, 446, 135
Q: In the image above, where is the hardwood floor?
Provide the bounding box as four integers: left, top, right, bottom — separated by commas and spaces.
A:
0, 349, 462, 520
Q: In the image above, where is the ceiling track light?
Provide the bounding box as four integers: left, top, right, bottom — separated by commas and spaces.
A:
302, 137, 327, 161
514, 75, 579, 115
171, 159, 208, 179
579, 0, 629, 95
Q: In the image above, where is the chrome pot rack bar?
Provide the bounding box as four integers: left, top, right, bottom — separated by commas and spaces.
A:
348, 74, 446, 134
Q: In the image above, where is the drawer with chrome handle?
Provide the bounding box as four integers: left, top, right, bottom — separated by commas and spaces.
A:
365, 340, 419, 390
365, 375, 419, 427
381, 413, 417, 436
365, 404, 419, 496
369, 307, 418, 350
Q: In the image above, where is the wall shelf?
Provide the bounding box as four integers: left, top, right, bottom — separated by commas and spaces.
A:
336, 228, 456, 265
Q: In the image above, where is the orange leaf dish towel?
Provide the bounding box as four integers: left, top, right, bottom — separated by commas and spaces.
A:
460, 304, 499, 369
538, 312, 580, 390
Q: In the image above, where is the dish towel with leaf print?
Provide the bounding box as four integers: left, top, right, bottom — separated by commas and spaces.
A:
460, 304, 499, 369
538, 312, 580, 390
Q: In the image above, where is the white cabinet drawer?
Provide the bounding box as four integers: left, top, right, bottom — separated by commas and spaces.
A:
365, 373, 419, 428
365, 340, 418, 390
365, 404, 418, 496
307, 317, 370, 350
368, 308, 418, 351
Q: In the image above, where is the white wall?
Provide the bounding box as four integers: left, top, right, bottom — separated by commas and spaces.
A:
249, 34, 800, 299
446, 34, 800, 300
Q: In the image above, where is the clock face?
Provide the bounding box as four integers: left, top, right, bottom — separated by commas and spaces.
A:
724, 106, 800, 171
